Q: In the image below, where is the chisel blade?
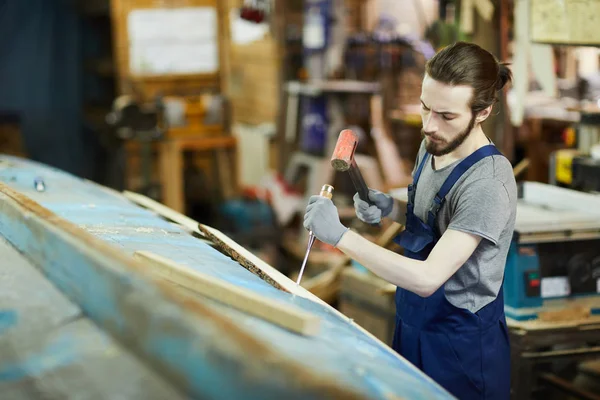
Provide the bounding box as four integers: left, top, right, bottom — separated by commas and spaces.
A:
296, 233, 315, 285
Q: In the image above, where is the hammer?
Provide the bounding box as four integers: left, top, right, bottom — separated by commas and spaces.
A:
331, 129, 375, 207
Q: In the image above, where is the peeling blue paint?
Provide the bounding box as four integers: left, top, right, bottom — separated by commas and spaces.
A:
0, 333, 77, 381
0, 155, 454, 399
0, 310, 17, 335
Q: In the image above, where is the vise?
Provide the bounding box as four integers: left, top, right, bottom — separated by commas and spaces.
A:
504, 182, 600, 321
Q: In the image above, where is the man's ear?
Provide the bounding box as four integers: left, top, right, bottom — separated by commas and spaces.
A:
476, 105, 493, 123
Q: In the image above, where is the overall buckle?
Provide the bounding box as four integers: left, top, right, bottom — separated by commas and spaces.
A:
408, 183, 416, 204
430, 195, 444, 215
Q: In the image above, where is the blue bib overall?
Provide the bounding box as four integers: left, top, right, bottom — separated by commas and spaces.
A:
393, 145, 511, 399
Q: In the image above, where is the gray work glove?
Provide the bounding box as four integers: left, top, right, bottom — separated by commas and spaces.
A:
304, 196, 349, 247
353, 189, 394, 224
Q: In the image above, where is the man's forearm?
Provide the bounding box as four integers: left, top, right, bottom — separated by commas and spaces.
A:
336, 230, 437, 297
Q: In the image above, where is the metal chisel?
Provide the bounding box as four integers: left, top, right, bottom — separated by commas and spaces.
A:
296, 184, 334, 285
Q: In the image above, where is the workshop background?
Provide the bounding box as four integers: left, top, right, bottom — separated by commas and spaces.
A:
0, 0, 599, 398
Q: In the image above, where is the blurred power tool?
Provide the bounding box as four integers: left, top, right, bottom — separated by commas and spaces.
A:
297, 184, 334, 285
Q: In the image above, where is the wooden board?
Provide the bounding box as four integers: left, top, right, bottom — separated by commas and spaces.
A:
123, 190, 207, 236
508, 315, 600, 332
0, 236, 183, 399
515, 182, 600, 242
133, 250, 321, 335
123, 190, 316, 297
197, 224, 296, 292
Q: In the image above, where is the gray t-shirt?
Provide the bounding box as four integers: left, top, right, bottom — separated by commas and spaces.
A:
409, 140, 517, 313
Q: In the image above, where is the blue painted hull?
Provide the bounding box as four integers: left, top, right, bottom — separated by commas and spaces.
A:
0, 155, 453, 399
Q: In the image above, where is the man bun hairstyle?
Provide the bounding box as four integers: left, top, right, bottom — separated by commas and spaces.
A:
496, 63, 512, 91
425, 41, 512, 114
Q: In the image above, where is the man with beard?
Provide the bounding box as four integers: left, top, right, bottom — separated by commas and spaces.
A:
303, 42, 516, 400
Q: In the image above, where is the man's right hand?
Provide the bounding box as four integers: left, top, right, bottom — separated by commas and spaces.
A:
353, 189, 394, 224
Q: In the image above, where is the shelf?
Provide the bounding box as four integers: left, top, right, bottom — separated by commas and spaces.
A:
285, 80, 381, 96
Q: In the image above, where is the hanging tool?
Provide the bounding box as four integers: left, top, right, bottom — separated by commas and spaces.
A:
296, 184, 334, 285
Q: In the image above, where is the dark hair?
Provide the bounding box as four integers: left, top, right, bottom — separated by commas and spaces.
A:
425, 41, 512, 114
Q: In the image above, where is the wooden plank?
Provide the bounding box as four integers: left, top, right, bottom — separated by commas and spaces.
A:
123, 188, 381, 311
508, 316, 600, 332
521, 182, 600, 218
123, 190, 205, 236
197, 223, 308, 294
133, 250, 321, 336
0, 182, 369, 400
123, 189, 319, 298
512, 158, 530, 178
0, 236, 184, 399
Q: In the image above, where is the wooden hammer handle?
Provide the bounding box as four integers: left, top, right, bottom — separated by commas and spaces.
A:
349, 159, 374, 206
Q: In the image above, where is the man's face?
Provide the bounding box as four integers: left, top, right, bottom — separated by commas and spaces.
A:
420, 74, 476, 156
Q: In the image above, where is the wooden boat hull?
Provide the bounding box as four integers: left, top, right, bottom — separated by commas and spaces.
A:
0, 155, 452, 399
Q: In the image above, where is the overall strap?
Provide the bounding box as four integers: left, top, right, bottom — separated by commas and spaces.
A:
427, 145, 503, 227
413, 152, 430, 185
408, 152, 431, 205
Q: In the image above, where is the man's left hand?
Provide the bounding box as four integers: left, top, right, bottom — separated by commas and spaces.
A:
303, 196, 349, 247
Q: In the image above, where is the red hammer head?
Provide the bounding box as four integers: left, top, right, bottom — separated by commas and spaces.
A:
331, 129, 358, 172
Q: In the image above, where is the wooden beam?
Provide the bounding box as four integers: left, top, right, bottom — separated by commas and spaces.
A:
123, 190, 206, 237
0, 182, 366, 400
133, 250, 321, 336
123, 190, 320, 299
513, 157, 530, 178
197, 223, 299, 293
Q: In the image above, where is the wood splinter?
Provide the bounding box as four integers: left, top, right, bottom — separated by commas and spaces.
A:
133, 250, 321, 336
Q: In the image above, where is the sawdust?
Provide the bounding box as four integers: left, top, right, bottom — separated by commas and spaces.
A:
83, 226, 120, 235
134, 227, 155, 233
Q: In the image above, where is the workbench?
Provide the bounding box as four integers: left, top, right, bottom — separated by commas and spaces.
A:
493, 181, 600, 398
508, 317, 600, 400
0, 155, 453, 399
